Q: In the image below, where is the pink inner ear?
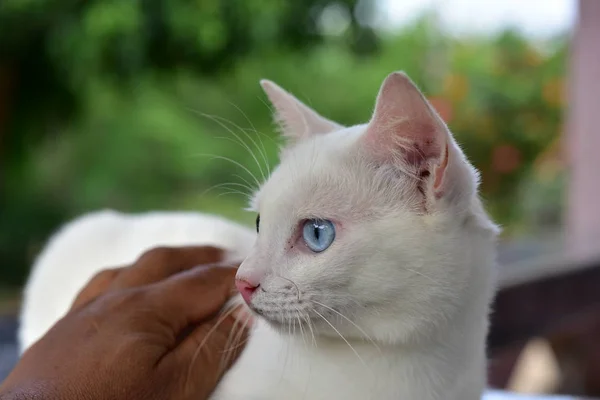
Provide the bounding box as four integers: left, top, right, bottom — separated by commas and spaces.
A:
365, 117, 443, 167
364, 72, 448, 169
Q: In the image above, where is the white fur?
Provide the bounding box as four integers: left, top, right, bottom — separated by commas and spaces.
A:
18, 210, 256, 351
215, 73, 500, 400
19, 72, 499, 400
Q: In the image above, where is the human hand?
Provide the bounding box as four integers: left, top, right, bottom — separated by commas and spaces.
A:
0, 246, 252, 400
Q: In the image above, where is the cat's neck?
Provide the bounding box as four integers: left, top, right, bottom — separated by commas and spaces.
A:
283, 275, 490, 398
229, 310, 487, 400
291, 290, 488, 358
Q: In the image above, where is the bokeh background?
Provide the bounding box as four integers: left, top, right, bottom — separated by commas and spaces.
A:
3, 0, 600, 397
0, 0, 571, 286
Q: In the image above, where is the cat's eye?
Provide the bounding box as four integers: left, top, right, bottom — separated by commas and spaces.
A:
256, 214, 260, 233
302, 219, 335, 253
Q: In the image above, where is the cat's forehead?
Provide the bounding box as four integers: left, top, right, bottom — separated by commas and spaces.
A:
283, 124, 365, 159
251, 127, 362, 214
250, 124, 415, 219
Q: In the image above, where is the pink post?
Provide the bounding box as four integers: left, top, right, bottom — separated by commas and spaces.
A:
566, 0, 600, 261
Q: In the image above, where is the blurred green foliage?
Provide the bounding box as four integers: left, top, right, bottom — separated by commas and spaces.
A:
0, 2, 566, 285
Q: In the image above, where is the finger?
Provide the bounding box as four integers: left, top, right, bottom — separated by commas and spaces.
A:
70, 267, 124, 310
111, 246, 228, 289
167, 310, 252, 399
148, 266, 239, 332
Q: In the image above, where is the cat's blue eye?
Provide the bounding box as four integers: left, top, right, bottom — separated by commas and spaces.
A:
302, 219, 335, 253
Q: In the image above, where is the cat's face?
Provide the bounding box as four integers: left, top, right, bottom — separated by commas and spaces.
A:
235, 73, 499, 345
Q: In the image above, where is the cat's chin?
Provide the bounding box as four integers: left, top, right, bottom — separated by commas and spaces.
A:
257, 315, 295, 333
264, 320, 292, 334
251, 311, 311, 336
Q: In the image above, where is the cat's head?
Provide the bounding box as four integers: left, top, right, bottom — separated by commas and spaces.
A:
235, 72, 499, 345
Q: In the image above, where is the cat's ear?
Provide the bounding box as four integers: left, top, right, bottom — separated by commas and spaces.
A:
260, 79, 343, 141
364, 72, 467, 202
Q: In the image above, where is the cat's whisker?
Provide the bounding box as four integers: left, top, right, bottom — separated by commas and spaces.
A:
277, 276, 301, 301
218, 299, 250, 363
293, 311, 311, 353
403, 268, 441, 285
226, 101, 273, 176
257, 95, 288, 147
312, 309, 366, 366
191, 111, 267, 183
213, 110, 269, 163
222, 336, 250, 355
310, 300, 380, 353
217, 189, 252, 200
296, 314, 307, 348
195, 154, 261, 189
219, 114, 271, 175
201, 182, 253, 198
223, 182, 254, 193
213, 132, 269, 184
253, 132, 271, 177
304, 314, 317, 348
252, 129, 275, 176
220, 122, 272, 181
220, 336, 248, 377
233, 173, 256, 193
218, 306, 244, 374
257, 94, 279, 134
187, 151, 259, 196
293, 314, 297, 337
217, 183, 254, 195
220, 312, 253, 372
214, 134, 266, 175
249, 123, 280, 148
186, 305, 238, 386
303, 292, 364, 306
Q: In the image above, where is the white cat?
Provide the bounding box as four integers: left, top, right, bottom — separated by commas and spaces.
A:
19, 72, 499, 400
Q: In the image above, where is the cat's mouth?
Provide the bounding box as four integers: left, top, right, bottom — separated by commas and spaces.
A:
242, 284, 356, 336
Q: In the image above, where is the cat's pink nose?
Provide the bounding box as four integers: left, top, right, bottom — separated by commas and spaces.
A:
236, 279, 259, 304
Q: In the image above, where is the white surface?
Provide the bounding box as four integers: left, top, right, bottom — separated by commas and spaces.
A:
484, 390, 578, 399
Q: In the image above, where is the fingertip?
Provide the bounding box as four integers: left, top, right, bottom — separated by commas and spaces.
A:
151, 265, 243, 330
200, 265, 240, 291
173, 264, 238, 289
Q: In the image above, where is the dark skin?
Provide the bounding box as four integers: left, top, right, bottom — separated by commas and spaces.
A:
0, 246, 252, 400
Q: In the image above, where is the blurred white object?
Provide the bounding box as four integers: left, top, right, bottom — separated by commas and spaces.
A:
507, 338, 561, 393
18, 209, 256, 352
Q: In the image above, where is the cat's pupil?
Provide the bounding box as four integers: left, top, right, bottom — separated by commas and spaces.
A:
313, 226, 320, 240
256, 214, 260, 233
